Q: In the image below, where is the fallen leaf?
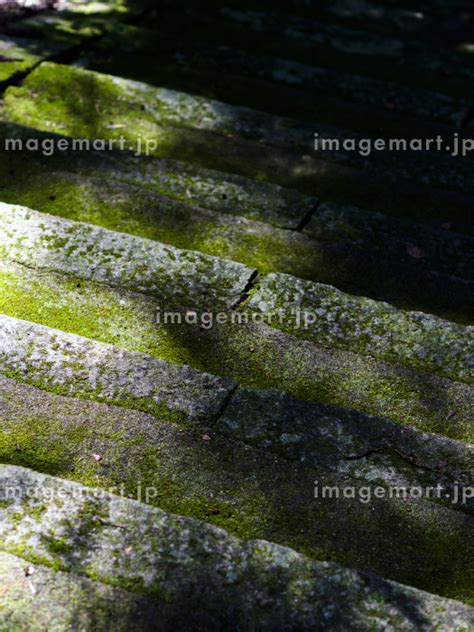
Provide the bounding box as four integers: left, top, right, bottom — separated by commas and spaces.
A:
406, 244, 425, 259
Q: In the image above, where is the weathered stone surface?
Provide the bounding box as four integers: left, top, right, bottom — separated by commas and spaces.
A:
305, 201, 474, 282
1, 259, 472, 441
4, 63, 474, 227
0, 550, 170, 631
216, 388, 473, 512
1, 151, 471, 320
0, 313, 235, 423
0, 124, 313, 229
87, 19, 465, 123
247, 273, 474, 383
0, 463, 474, 611
0, 370, 471, 517
0, 202, 255, 308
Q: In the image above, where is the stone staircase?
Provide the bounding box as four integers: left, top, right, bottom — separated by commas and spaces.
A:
0, 0, 472, 628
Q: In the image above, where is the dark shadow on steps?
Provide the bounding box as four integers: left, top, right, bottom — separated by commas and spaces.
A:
0, 376, 472, 604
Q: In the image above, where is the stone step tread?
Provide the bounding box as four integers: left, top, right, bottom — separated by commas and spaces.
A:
217, 388, 473, 490
6, 379, 474, 601
0, 124, 313, 229
247, 273, 474, 384
3, 64, 473, 231
0, 311, 235, 425
17, 57, 474, 198
1, 260, 472, 442
1, 466, 473, 627
1, 167, 473, 321
90, 19, 470, 128
0, 33, 63, 84
0, 202, 255, 309
1, 368, 472, 520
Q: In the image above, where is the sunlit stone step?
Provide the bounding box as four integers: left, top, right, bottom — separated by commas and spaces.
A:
247, 273, 474, 383
0, 202, 255, 309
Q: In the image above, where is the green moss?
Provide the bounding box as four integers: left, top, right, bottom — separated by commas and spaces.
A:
0, 260, 471, 441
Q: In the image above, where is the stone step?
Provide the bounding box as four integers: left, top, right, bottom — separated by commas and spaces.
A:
3, 62, 473, 226
214, 388, 473, 513
208, 6, 474, 100
0, 550, 171, 631
0, 202, 255, 309
0, 33, 63, 85
0, 264, 472, 442
88, 20, 469, 128
75, 41, 474, 195
0, 465, 473, 626
0, 320, 472, 508
0, 382, 472, 601
0, 166, 472, 320
0, 138, 314, 229
0, 311, 236, 424
247, 273, 474, 384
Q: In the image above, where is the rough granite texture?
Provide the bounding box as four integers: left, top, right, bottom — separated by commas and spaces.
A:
216, 388, 473, 514
0, 465, 473, 623
0, 550, 173, 632
247, 273, 474, 384
0, 202, 255, 309
0, 313, 236, 423
0, 373, 471, 517
0, 174, 472, 322
214, 8, 474, 94
0, 258, 472, 441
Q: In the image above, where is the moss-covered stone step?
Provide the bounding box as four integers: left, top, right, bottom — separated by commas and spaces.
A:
247, 273, 474, 384
0, 550, 173, 631
3, 63, 474, 226
0, 318, 471, 511
77, 39, 474, 191
209, 7, 474, 99
0, 140, 314, 229
215, 388, 473, 513
86, 20, 470, 129
0, 202, 255, 309
0, 34, 63, 85
1, 466, 473, 624
0, 313, 235, 424
0, 164, 472, 320
304, 201, 474, 282
0, 261, 472, 442
0, 395, 473, 603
